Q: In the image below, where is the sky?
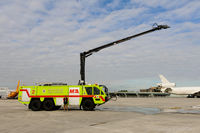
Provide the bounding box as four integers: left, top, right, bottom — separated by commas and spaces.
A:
0, 0, 200, 91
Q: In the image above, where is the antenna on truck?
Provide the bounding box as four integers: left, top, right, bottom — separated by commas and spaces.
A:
80, 24, 170, 85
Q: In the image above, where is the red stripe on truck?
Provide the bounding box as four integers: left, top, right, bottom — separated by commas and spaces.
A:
99, 96, 105, 102
20, 89, 105, 101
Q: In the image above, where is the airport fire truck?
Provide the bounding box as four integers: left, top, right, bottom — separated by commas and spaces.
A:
18, 83, 108, 111
18, 24, 169, 111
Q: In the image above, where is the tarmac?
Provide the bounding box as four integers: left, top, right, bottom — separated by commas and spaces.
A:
1, 98, 200, 133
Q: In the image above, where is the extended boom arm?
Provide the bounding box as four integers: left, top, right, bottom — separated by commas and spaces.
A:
80, 24, 169, 84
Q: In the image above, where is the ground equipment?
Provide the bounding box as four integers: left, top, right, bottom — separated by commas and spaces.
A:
0, 87, 9, 99
18, 24, 169, 111
8, 80, 20, 99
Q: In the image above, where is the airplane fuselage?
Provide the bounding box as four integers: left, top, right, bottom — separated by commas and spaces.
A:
169, 87, 200, 95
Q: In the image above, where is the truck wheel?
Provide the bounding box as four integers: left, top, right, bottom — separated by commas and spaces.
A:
43, 99, 55, 111
82, 99, 95, 111
29, 99, 41, 111
187, 94, 194, 98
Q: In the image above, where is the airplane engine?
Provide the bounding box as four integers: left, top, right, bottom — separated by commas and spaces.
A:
157, 83, 176, 88
164, 88, 172, 93
160, 88, 172, 93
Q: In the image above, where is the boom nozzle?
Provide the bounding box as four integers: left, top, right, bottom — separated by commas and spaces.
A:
153, 23, 170, 30
158, 24, 170, 29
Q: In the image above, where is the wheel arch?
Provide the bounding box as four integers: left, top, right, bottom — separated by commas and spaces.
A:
81, 97, 94, 105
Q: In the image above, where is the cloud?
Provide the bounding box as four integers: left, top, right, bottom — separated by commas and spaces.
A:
130, 0, 190, 9
155, 1, 200, 22
0, 0, 199, 90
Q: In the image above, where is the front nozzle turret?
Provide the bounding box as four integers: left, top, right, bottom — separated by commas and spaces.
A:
153, 23, 170, 30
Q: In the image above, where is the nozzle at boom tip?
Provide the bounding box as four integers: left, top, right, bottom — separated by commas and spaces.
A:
153, 23, 170, 30
158, 24, 170, 29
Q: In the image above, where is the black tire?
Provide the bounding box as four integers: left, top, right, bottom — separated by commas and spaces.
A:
43, 99, 55, 111
54, 106, 61, 110
29, 99, 42, 111
82, 99, 95, 111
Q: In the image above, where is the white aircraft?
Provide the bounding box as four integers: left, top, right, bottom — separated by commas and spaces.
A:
157, 75, 200, 98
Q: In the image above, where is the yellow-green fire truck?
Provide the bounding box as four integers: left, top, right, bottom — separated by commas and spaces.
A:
18, 83, 109, 111
18, 24, 169, 111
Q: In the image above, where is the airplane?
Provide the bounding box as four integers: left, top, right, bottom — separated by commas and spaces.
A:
157, 75, 200, 98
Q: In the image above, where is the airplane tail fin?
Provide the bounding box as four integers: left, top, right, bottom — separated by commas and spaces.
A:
159, 75, 170, 84
157, 75, 176, 89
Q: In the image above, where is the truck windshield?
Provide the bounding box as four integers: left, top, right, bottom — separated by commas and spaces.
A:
99, 85, 108, 95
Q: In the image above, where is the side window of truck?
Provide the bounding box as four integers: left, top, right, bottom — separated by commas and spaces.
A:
85, 87, 92, 95
94, 87, 100, 95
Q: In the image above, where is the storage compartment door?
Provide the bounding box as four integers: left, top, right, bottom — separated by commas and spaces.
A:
22, 88, 31, 102
69, 87, 80, 105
